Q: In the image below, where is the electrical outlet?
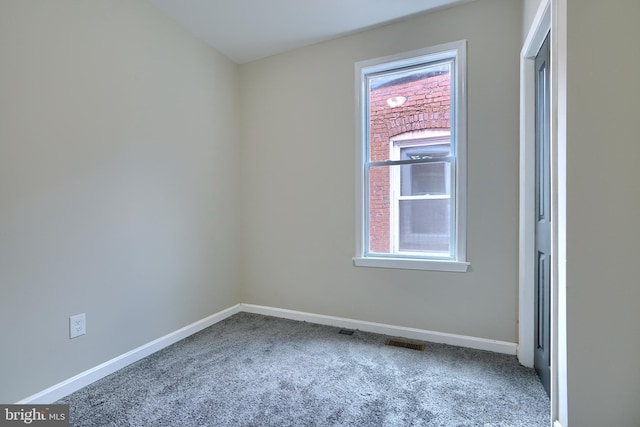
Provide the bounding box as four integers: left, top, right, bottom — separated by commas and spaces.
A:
69, 313, 86, 339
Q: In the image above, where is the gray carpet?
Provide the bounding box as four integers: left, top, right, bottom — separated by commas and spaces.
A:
59, 312, 550, 426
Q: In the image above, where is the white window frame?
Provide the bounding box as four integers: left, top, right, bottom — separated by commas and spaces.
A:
353, 41, 469, 272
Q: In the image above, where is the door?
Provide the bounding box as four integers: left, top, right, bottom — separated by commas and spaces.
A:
534, 32, 551, 397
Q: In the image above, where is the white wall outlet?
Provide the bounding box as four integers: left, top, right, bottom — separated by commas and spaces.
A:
69, 313, 86, 339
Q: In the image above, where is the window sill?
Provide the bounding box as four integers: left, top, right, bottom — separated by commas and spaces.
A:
352, 257, 470, 272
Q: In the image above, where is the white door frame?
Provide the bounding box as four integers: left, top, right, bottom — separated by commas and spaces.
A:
519, 0, 567, 425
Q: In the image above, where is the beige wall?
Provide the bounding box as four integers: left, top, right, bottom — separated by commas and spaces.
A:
239, 0, 522, 342
522, 0, 544, 42
564, 0, 640, 425
0, 1, 241, 402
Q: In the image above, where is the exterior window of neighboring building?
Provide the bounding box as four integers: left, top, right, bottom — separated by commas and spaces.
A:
354, 41, 469, 272
391, 131, 451, 255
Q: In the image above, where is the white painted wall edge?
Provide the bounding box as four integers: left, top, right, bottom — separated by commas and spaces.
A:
17, 304, 242, 404
241, 304, 517, 355
19, 302, 517, 403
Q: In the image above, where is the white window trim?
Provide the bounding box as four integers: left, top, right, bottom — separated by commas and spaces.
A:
353, 40, 469, 272
354, 256, 469, 272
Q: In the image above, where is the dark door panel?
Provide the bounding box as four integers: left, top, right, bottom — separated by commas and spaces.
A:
534, 32, 551, 397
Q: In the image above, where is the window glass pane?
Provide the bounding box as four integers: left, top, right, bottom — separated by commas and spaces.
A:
400, 143, 451, 159
368, 62, 451, 163
400, 162, 449, 196
368, 164, 452, 256
398, 199, 451, 254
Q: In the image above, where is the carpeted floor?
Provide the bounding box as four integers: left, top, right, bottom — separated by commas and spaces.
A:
59, 312, 550, 426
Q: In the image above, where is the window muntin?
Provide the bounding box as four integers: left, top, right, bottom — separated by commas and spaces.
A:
354, 41, 468, 271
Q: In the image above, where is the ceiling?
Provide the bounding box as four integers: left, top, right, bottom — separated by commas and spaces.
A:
148, 0, 471, 64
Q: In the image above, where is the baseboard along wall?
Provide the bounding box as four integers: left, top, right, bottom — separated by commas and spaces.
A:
18, 305, 242, 404
18, 303, 517, 404
241, 304, 517, 355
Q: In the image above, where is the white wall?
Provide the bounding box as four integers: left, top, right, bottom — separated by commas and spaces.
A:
0, 1, 241, 403
564, 0, 640, 425
239, 0, 522, 342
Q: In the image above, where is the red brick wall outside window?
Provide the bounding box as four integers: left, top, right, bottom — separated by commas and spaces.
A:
368, 73, 451, 253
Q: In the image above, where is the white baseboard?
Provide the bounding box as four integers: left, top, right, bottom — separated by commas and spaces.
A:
17, 304, 242, 404
19, 302, 517, 404
240, 303, 517, 355
553, 421, 564, 427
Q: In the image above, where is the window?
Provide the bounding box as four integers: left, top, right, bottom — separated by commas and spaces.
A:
354, 41, 469, 272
